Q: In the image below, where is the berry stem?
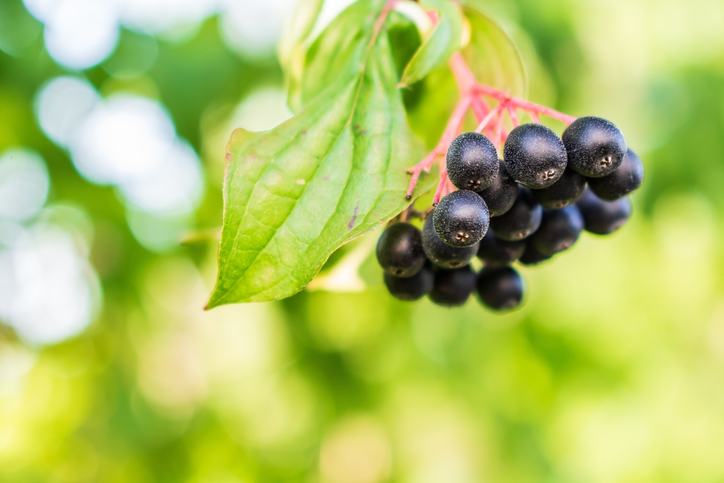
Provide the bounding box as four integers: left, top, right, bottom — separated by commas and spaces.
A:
404, 27, 577, 203
406, 95, 471, 199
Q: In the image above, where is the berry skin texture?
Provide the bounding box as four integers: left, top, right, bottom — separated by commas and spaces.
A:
422, 214, 478, 269
562, 116, 627, 178
446, 132, 499, 191
532, 168, 587, 210
433, 190, 490, 247
588, 148, 644, 201
477, 230, 526, 266
477, 266, 524, 311
576, 188, 632, 235
429, 266, 477, 307
489, 188, 543, 242
503, 123, 568, 189
376, 223, 426, 278
384, 264, 434, 301
529, 205, 584, 256
478, 160, 519, 216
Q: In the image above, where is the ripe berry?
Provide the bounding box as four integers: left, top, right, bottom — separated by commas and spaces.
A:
532, 168, 586, 210
576, 188, 632, 235
429, 266, 477, 307
384, 264, 434, 301
477, 230, 526, 266
446, 132, 499, 191
562, 116, 626, 178
477, 266, 524, 311
433, 190, 489, 247
503, 123, 568, 189
489, 188, 543, 241
588, 148, 644, 201
529, 205, 584, 256
422, 214, 478, 269
518, 245, 552, 266
376, 223, 426, 277
478, 160, 518, 216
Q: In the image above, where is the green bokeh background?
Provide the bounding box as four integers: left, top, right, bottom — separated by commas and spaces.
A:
1, 0, 724, 482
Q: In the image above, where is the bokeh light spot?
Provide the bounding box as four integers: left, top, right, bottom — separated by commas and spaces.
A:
0, 149, 50, 222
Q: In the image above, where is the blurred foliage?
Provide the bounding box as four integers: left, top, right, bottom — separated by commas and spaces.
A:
1, 0, 724, 482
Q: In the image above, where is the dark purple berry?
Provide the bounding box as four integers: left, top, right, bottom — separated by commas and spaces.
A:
433, 190, 489, 247
588, 148, 644, 201
563, 116, 627, 178
477, 230, 526, 266
518, 245, 553, 266
529, 205, 584, 256
489, 188, 543, 241
446, 132, 499, 191
422, 214, 478, 269
384, 264, 434, 301
429, 266, 477, 307
376, 223, 426, 277
503, 123, 568, 189
478, 160, 518, 216
477, 266, 524, 311
532, 168, 586, 210
576, 188, 632, 235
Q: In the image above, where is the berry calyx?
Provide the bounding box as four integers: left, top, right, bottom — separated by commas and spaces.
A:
433, 190, 490, 248
376, 222, 426, 277
422, 214, 478, 269
532, 168, 586, 210
503, 123, 568, 189
446, 132, 499, 191
562, 116, 627, 178
429, 266, 477, 307
587, 148, 644, 201
576, 188, 632, 235
529, 205, 584, 256
384, 264, 434, 301
489, 188, 543, 241
476, 266, 524, 311
477, 230, 526, 266
478, 160, 518, 216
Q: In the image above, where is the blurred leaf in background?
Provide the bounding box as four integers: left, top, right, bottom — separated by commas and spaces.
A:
1, 0, 724, 482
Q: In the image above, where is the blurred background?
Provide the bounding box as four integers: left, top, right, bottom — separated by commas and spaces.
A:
1, 0, 723, 481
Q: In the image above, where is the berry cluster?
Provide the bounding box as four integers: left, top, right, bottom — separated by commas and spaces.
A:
378, 116, 643, 310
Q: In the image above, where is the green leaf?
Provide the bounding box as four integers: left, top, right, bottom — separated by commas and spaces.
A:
288, 0, 385, 113
398, 0, 464, 88
278, 0, 324, 70
460, 4, 527, 97
207, 1, 435, 307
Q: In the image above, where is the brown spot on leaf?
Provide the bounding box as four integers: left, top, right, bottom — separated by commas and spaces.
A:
348, 199, 360, 230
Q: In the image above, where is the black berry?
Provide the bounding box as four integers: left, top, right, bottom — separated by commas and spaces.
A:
588, 148, 644, 201
433, 190, 489, 247
503, 123, 568, 189
576, 188, 632, 235
376, 223, 426, 277
422, 214, 478, 269
446, 132, 499, 191
477, 266, 524, 311
529, 205, 584, 256
532, 168, 586, 210
477, 230, 526, 266
518, 245, 553, 266
384, 264, 434, 301
562, 116, 626, 178
478, 160, 518, 216
489, 188, 543, 241
429, 266, 477, 307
